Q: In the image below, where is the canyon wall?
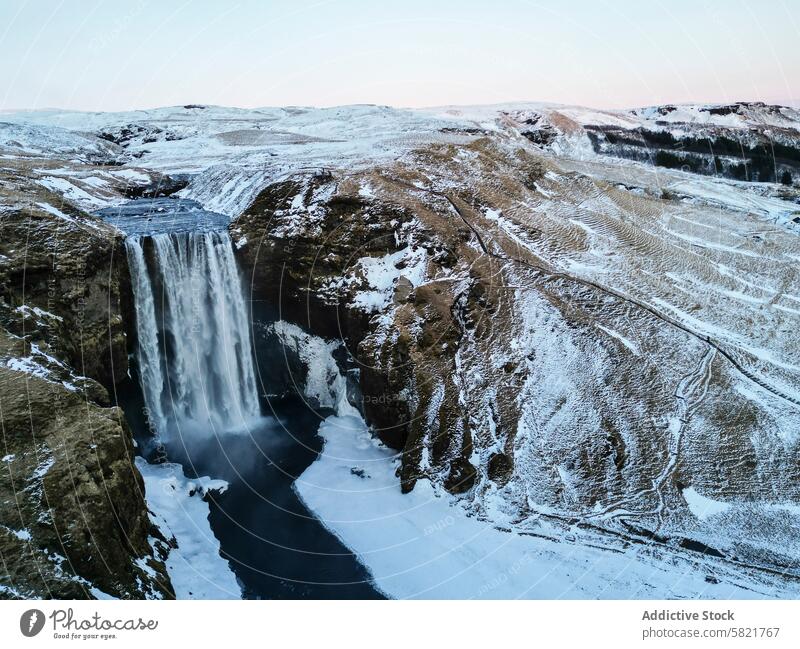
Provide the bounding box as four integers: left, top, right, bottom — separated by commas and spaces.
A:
0, 166, 172, 599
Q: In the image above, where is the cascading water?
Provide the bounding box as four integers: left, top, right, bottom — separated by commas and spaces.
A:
126, 230, 260, 437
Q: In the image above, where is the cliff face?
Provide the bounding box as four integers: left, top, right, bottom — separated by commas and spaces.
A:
233, 134, 800, 577
0, 165, 172, 599
506, 101, 800, 186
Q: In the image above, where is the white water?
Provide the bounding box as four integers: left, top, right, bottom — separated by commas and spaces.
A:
126, 231, 260, 437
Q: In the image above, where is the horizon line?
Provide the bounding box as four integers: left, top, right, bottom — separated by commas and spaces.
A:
2, 98, 799, 115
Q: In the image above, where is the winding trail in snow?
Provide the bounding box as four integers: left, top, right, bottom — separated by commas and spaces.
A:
430, 189, 800, 410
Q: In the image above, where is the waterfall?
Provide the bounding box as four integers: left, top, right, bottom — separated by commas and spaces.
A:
126, 231, 260, 437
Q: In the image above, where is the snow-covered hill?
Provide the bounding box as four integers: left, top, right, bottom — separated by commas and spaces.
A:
486, 102, 800, 186
1, 104, 474, 215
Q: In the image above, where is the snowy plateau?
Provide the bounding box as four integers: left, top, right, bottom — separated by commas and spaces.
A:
1, 100, 800, 600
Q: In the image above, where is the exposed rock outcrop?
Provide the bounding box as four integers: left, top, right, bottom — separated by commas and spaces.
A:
505, 101, 800, 186
0, 168, 172, 599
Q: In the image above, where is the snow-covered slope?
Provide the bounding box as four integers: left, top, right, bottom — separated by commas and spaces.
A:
2, 104, 476, 216
293, 337, 798, 599
0, 120, 118, 160
481, 102, 800, 189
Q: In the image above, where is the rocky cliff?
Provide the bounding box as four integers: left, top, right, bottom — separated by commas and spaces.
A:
506, 101, 800, 185
0, 161, 172, 599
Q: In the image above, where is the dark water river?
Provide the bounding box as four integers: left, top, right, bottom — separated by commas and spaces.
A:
96, 197, 229, 235
119, 342, 383, 600
164, 398, 383, 599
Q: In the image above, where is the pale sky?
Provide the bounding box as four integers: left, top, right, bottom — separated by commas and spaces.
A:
1, 0, 798, 112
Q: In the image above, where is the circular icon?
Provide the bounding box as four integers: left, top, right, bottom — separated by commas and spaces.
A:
20, 609, 45, 637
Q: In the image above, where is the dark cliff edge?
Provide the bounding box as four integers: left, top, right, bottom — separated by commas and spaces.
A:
584, 124, 800, 184
0, 169, 173, 599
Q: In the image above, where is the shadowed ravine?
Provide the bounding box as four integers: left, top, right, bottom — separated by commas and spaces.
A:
120, 383, 383, 598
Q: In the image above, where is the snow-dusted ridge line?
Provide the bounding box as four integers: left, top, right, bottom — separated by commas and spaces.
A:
3, 101, 797, 220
